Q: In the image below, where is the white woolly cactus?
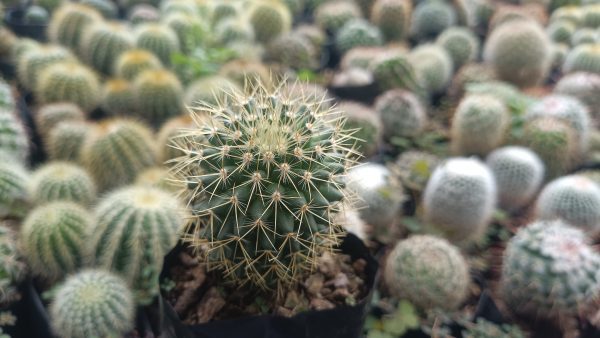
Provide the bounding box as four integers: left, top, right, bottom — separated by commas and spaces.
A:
374, 89, 427, 140
423, 158, 497, 243
384, 235, 470, 311
29, 162, 96, 206
536, 175, 600, 234
49, 269, 135, 338
501, 220, 600, 319
486, 146, 544, 213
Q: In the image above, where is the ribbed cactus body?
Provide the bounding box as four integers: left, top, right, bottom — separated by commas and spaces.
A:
409, 44, 454, 94
184, 75, 241, 107
423, 158, 497, 243
48, 4, 102, 50
0, 224, 27, 305
451, 94, 510, 156
134, 23, 180, 65
0, 161, 29, 220
486, 146, 544, 212
30, 162, 96, 206
20, 202, 92, 281
163, 13, 205, 54
341, 46, 386, 70
410, 0, 457, 40
82, 119, 156, 191
49, 270, 135, 338
370, 52, 421, 92
571, 28, 597, 46
17, 45, 74, 91
550, 6, 583, 25
315, 1, 362, 33
384, 235, 469, 311
157, 114, 196, 163
128, 4, 160, 25
135, 167, 177, 192
101, 78, 137, 116
36, 62, 101, 112
335, 19, 383, 54
583, 4, 600, 28
46, 121, 91, 162
219, 60, 272, 90
114, 49, 163, 81
35, 103, 85, 140
337, 101, 382, 158
0, 110, 30, 164
267, 33, 317, 70
375, 89, 427, 140
436, 27, 480, 69
554, 72, 600, 116
501, 220, 600, 318
371, 0, 411, 41
563, 43, 600, 74
546, 20, 576, 44
89, 186, 184, 304
134, 69, 184, 128
483, 20, 552, 88
81, 22, 134, 74
249, 0, 292, 43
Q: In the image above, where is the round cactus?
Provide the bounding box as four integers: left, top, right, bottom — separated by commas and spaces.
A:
29, 162, 96, 206
451, 94, 510, 156
447, 63, 497, 100
563, 43, 600, 74
17, 45, 74, 91
114, 48, 163, 81
315, 1, 362, 33
486, 146, 544, 212
37, 0, 63, 13
133, 69, 184, 128
248, 0, 292, 43
546, 20, 576, 44
336, 101, 382, 158
369, 51, 422, 92
101, 78, 137, 116
266, 33, 317, 70
157, 114, 200, 163
184, 75, 241, 107
210, 2, 238, 25
571, 28, 598, 46
0, 224, 27, 305
81, 0, 118, 18
36, 61, 101, 112
160, 0, 198, 16
500, 220, 600, 318
554, 72, 600, 117
335, 19, 383, 54
371, 0, 412, 41
82, 119, 157, 192
436, 27, 480, 69
550, 6, 583, 25
294, 24, 326, 50
46, 121, 91, 163
423, 157, 497, 243
163, 12, 206, 54
483, 20, 552, 88
583, 4, 600, 28
0, 109, 30, 164
20, 202, 93, 281
0, 160, 30, 220
35, 103, 85, 140
390, 150, 440, 192
80, 22, 134, 74
170, 80, 357, 290
374, 89, 427, 140
134, 23, 180, 66
89, 186, 184, 304
49, 269, 135, 338
410, 0, 457, 41
536, 175, 600, 234
384, 235, 470, 311
409, 44, 454, 94
341, 46, 387, 70
213, 16, 255, 45
48, 3, 102, 50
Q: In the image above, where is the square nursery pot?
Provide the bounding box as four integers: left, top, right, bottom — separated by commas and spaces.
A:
157, 233, 379, 338
2, 279, 53, 338
4, 8, 47, 41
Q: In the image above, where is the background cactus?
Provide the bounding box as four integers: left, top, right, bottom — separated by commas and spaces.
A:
81, 0, 118, 18
384, 235, 470, 311
36, 61, 101, 112
0, 110, 30, 164
35, 103, 85, 140
133, 69, 184, 128
371, 0, 412, 42
49, 269, 135, 338
501, 220, 600, 318
101, 78, 137, 116
0, 160, 29, 220
336, 101, 382, 158
370, 51, 422, 93
184, 75, 241, 107
128, 4, 160, 25
89, 185, 184, 304
248, 0, 292, 43
436, 27, 480, 70
163, 12, 205, 54
266, 32, 318, 70
410, 0, 457, 41
315, 1, 361, 33
562, 43, 600, 74
20, 202, 92, 281
80, 22, 134, 74
0, 224, 27, 305
409, 44, 454, 94
157, 114, 197, 163
46, 121, 91, 162
546, 20, 576, 44
554, 72, 600, 117
447, 63, 497, 100
423, 157, 497, 243
134, 23, 180, 66
17, 45, 74, 91
48, 3, 102, 50
391, 150, 440, 192
29, 162, 96, 206
114, 49, 163, 81
374, 89, 427, 140
335, 19, 384, 54
571, 28, 597, 46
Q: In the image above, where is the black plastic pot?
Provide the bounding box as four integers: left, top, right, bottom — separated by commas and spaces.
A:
4, 8, 47, 42
2, 279, 53, 338
328, 82, 380, 105
160, 233, 379, 338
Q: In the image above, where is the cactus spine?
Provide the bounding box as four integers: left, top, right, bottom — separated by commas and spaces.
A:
30, 162, 96, 206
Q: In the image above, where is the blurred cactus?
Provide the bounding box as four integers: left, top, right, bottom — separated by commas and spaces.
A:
436, 27, 480, 69
48, 3, 102, 50
391, 150, 440, 192
409, 44, 454, 94
46, 121, 91, 162
36, 61, 101, 112
371, 0, 412, 41
410, 0, 457, 41
315, 1, 362, 33
563, 43, 600, 74
554, 72, 600, 116
17, 45, 74, 91
248, 0, 292, 43
0, 224, 27, 305
133, 69, 184, 128
30, 162, 96, 206
375, 89, 427, 141
35, 103, 85, 140
114, 49, 163, 81
80, 22, 134, 74
101, 78, 137, 116
335, 19, 384, 54
0, 110, 29, 164
134, 23, 180, 66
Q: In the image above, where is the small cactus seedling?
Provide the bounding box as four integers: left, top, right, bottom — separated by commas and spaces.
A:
114, 49, 163, 81
49, 269, 135, 338
29, 162, 96, 206
0, 224, 27, 305
133, 69, 184, 128
36, 61, 101, 112
35, 103, 85, 140
384, 235, 470, 311
501, 220, 600, 319
374, 89, 427, 140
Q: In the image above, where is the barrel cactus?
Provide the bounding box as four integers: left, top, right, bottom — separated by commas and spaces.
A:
48, 3, 102, 50
315, 1, 362, 33
571, 28, 598, 46
562, 43, 600, 74
134, 23, 180, 66
17, 45, 74, 91
384, 235, 470, 311
101, 78, 137, 116
447, 63, 497, 100
546, 20, 576, 44
46, 121, 91, 162
24, 5, 49, 24
157, 114, 197, 163
89, 185, 185, 304
35, 103, 85, 140
163, 12, 205, 54
423, 157, 497, 243
128, 4, 160, 25
30, 162, 96, 206
410, 0, 457, 41
554, 72, 600, 117
0, 109, 30, 164
36, 61, 101, 112
49, 269, 135, 338
184, 75, 241, 107
133, 69, 184, 128
371, 0, 412, 42
341, 46, 387, 70
336, 101, 382, 158
370, 51, 422, 93
267, 33, 318, 70
335, 19, 384, 54
409, 44, 454, 94
80, 21, 134, 74
0, 224, 27, 305
248, 0, 292, 43
114, 49, 163, 81
81, 0, 118, 18
0, 161, 29, 220
374, 89, 427, 140
436, 27, 480, 69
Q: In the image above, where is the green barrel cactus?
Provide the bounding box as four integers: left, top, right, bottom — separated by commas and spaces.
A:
46, 121, 91, 162
114, 48, 163, 81
160, 0, 198, 16
20, 202, 93, 281
550, 6, 583, 25
165, 12, 207, 54
337, 101, 382, 158
390, 150, 440, 192
248, 0, 292, 43
546, 20, 576, 44
315, 1, 361, 33
384, 235, 470, 310
571, 28, 598, 46
36, 61, 101, 112
423, 157, 497, 243
371, 0, 412, 42
451, 94, 510, 156
0, 160, 29, 220
335, 19, 384, 54
101, 78, 137, 116
501, 220, 600, 319
49, 269, 135, 338
135, 166, 179, 192
35, 103, 85, 140
436, 27, 480, 69
410, 0, 457, 41
369, 51, 422, 92
554, 72, 600, 116
81, 0, 118, 18
17, 45, 74, 91
486, 146, 545, 212
536, 175, 600, 234
483, 20, 552, 88
134, 23, 180, 66
214, 16, 255, 45
169, 80, 356, 290
409, 44, 454, 94
89, 185, 185, 304
80, 22, 134, 74
133, 69, 184, 128
583, 4, 600, 28
210, 1, 238, 25
374, 89, 427, 140
29, 162, 96, 206
184, 75, 241, 107
0, 109, 30, 164
266, 32, 318, 70
563, 43, 600, 74
294, 24, 326, 50
48, 3, 102, 50
0, 224, 27, 305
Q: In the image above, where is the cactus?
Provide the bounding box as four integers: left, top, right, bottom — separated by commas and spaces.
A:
46, 121, 91, 163
128, 4, 160, 25
384, 235, 470, 311
335, 19, 383, 54
35, 103, 85, 140
550, 43, 570, 72
49, 269, 135, 338
500, 220, 600, 318
488, 4, 544, 31
409, 44, 454, 94
279, 82, 333, 108
0, 223, 27, 306
0, 79, 13, 111
336, 101, 382, 158
423, 157, 497, 243
535, 175, 600, 234
571, 28, 598, 46
371, 0, 412, 41
101, 78, 137, 116
436, 27, 480, 70
451, 94, 510, 156
135, 167, 178, 192
114, 49, 163, 81
583, 4, 600, 28
81, 0, 118, 18
341, 46, 387, 70
219, 59, 272, 90
133, 69, 184, 128
0, 28, 17, 61
248, 0, 292, 43
294, 24, 326, 50
36, 61, 101, 112
554, 72, 600, 116
24, 5, 50, 25
210, 2, 238, 24
546, 20, 576, 44
48, 3, 102, 50
184, 75, 241, 107
266, 33, 318, 70
37, 0, 63, 13
163, 12, 206, 54
410, 0, 457, 41
391, 150, 440, 192
29, 162, 96, 206
448, 63, 497, 100
370, 51, 422, 93
0, 109, 30, 164
17, 45, 74, 91
374, 89, 427, 141
160, 0, 199, 16
169, 80, 356, 290
214, 16, 256, 44
486, 146, 544, 212
157, 114, 200, 163
134, 23, 180, 66
20, 202, 92, 281
89, 186, 184, 304
562, 43, 600, 74
80, 22, 134, 74
0, 160, 29, 220
82, 119, 156, 192
315, 1, 362, 33
483, 20, 552, 88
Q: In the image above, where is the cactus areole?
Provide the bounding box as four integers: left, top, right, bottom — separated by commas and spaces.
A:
171, 81, 358, 292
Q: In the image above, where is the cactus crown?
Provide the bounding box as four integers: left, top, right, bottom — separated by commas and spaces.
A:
170, 80, 358, 291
